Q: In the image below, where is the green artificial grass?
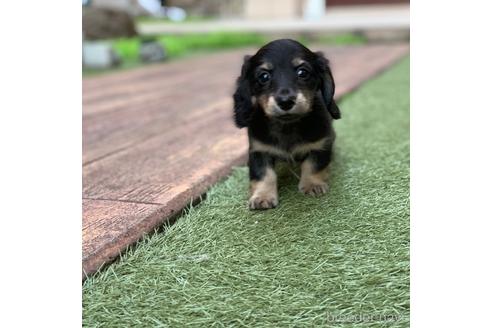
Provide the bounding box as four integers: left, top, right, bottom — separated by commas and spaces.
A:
83, 57, 410, 327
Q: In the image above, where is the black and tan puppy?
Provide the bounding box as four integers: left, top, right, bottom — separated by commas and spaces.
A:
233, 39, 341, 210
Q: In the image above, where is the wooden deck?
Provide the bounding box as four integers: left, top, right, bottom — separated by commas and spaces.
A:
83, 44, 409, 278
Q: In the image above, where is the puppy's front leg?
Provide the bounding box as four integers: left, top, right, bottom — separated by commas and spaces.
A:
248, 151, 278, 210
299, 148, 332, 196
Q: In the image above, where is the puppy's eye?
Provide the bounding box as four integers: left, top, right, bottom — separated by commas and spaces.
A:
297, 68, 310, 79
257, 72, 271, 84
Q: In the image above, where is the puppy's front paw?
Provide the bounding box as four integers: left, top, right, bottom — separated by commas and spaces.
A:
249, 195, 278, 210
299, 181, 328, 196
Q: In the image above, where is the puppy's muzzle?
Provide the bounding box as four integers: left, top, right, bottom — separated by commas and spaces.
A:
274, 88, 297, 111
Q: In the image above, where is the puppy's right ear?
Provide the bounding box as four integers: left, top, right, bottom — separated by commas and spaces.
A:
233, 55, 253, 128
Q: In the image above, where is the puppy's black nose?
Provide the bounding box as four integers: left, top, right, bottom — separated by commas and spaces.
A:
275, 89, 297, 111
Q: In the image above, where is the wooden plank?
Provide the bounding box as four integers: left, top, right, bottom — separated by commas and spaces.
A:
82, 72, 240, 164
83, 100, 248, 203
82, 44, 409, 278
82, 199, 163, 278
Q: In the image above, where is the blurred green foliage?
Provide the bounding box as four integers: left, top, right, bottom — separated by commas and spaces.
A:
86, 32, 366, 75
112, 32, 366, 62
112, 32, 267, 63
160, 32, 268, 57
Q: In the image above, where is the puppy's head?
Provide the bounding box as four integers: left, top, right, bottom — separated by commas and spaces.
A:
233, 39, 340, 127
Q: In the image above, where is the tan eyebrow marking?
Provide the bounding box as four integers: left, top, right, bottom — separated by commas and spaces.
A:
259, 62, 273, 70
292, 58, 306, 66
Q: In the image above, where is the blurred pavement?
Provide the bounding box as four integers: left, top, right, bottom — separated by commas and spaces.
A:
138, 4, 409, 35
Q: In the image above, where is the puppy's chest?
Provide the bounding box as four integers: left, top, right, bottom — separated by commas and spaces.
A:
251, 127, 328, 160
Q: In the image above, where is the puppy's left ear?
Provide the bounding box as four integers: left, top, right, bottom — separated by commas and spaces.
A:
233, 55, 253, 128
315, 51, 341, 120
